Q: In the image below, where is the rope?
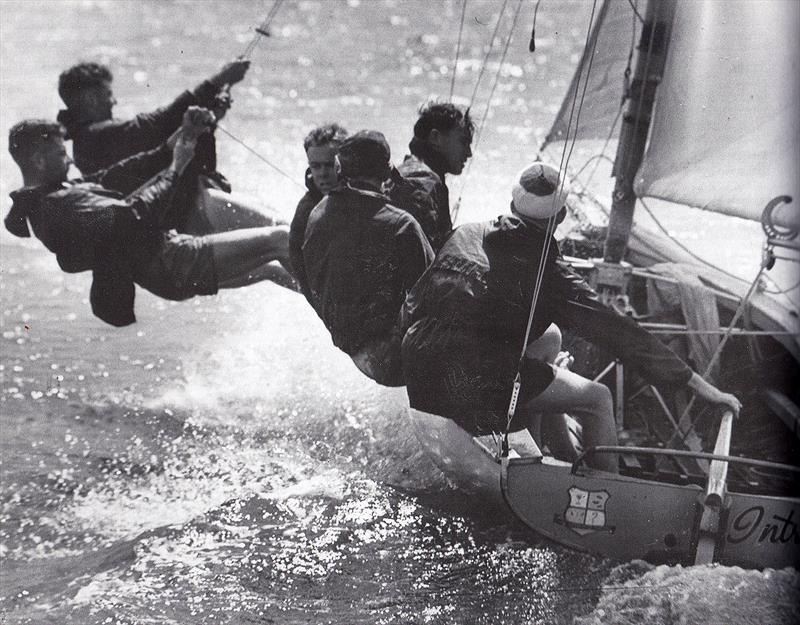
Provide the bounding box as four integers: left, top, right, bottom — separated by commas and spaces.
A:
201, 0, 298, 188
626, 0, 645, 24
450, 0, 538, 224
467, 0, 510, 109
678, 261, 769, 444
503, 0, 601, 438
638, 199, 749, 285
471, 0, 525, 153
528, 0, 542, 52
575, 2, 637, 192
452, 0, 525, 223
241, 0, 285, 59
519, 0, 602, 361
449, 0, 468, 100
216, 123, 305, 190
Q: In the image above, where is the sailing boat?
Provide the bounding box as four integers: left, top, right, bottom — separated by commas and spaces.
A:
409, 0, 800, 568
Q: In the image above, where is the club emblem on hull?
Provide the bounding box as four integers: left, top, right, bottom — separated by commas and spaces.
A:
555, 486, 615, 535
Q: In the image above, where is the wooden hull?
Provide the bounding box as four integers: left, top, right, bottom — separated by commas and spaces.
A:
503, 456, 800, 568
411, 409, 800, 568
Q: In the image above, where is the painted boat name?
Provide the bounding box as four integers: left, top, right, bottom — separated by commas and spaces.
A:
727, 506, 800, 545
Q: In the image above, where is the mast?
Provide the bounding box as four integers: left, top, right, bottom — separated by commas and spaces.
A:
603, 0, 676, 263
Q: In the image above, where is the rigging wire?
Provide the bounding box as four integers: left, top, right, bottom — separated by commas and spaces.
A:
451, 0, 525, 223
638, 199, 748, 284
449, 0, 469, 100
503, 0, 601, 438
626, 0, 645, 24
576, 2, 637, 192
241, 0, 285, 59
208, 0, 304, 190
520, 0, 601, 363
528, 0, 542, 52
471, 0, 526, 153
618, 0, 658, 186
216, 123, 305, 190
467, 0, 510, 109
677, 261, 770, 444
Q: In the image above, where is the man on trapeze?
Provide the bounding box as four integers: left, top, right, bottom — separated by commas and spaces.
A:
289, 123, 349, 300
400, 162, 741, 472
56, 58, 282, 236
395, 101, 474, 252
5, 107, 293, 327
302, 131, 434, 386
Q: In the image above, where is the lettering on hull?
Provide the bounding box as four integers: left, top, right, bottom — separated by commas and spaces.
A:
727, 506, 800, 546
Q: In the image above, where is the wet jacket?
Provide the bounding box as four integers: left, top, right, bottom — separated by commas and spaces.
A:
5, 145, 182, 327
288, 170, 324, 300
396, 151, 452, 252
401, 215, 693, 433
302, 183, 434, 355
57, 80, 223, 176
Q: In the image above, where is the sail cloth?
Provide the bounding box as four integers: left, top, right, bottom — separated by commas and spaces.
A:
543, 0, 635, 148
544, 0, 799, 229
637, 0, 800, 228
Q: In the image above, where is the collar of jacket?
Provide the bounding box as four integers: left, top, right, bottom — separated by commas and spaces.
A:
56, 108, 113, 139
408, 136, 449, 181
6, 183, 63, 238
343, 181, 389, 201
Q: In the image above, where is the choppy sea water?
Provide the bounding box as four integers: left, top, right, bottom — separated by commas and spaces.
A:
1, 1, 798, 623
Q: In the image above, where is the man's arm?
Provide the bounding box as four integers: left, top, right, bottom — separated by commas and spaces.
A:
551, 260, 741, 415
396, 216, 435, 292
551, 260, 694, 388
73, 60, 249, 172
289, 188, 323, 299
83, 143, 172, 195
47, 109, 207, 247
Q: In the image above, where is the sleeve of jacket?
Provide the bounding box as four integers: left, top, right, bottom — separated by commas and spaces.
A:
78, 80, 220, 167
47, 171, 178, 248
396, 215, 435, 292
551, 259, 693, 390
84, 143, 173, 195
121, 80, 218, 145
90, 261, 137, 327
289, 192, 320, 299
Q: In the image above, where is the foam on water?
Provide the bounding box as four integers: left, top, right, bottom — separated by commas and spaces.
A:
578, 562, 800, 625
2, 1, 797, 623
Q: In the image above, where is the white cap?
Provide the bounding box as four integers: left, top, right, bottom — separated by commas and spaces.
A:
511, 161, 571, 220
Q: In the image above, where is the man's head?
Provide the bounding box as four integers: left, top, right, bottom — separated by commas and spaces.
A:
336, 130, 391, 187
304, 123, 348, 194
8, 120, 71, 185
411, 102, 474, 175
510, 161, 571, 226
58, 62, 116, 123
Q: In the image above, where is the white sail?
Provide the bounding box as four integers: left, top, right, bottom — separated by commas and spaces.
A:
636, 0, 800, 228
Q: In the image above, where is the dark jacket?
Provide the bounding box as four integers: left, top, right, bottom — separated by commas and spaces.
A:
57, 80, 222, 176
302, 184, 434, 355
288, 170, 324, 300
5, 145, 181, 327
396, 151, 452, 252
401, 215, 693, 433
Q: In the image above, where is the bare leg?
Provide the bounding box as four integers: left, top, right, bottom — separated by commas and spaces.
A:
525, 323, 562, 362
218, 261, 298, 291
202, 188, 286, 231
522, 367, 617, 473
522, 324, 581, 461
184, 187, 286, 235
205, 226, 295, 289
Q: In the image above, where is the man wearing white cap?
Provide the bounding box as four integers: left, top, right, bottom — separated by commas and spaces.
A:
401, 162, 740, 472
